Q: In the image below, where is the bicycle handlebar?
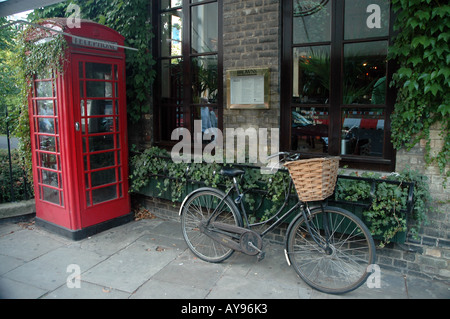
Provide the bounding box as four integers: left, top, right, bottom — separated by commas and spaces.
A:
266, 152, 301, 162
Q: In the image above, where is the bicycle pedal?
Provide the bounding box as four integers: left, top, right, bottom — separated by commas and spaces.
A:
257, 251, 266, 262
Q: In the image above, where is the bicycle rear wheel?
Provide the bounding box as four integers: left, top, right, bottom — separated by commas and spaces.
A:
286, 206, 376, 294
181, 188, 242, 263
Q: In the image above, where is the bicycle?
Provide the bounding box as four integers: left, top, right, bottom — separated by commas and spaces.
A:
179, 152, 376, 294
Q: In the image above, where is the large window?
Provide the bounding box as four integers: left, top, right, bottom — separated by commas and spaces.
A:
154, 0, 222, 144
281, 0, 395, 170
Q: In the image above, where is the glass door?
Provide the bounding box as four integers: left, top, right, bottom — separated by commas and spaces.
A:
74, 55, 129, 227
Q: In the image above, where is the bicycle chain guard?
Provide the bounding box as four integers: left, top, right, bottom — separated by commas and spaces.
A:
201, 222, 263, 256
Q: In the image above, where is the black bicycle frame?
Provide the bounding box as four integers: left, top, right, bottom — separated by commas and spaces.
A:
203, 173, 331, 251
205, 176, 300, 235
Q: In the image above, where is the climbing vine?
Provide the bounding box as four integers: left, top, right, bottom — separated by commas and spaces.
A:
30, 0, 156, 123
14, 21, 69, 182
389, 0, 450, 176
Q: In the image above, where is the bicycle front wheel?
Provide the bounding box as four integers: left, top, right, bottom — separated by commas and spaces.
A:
286, 206, 376, 294
181, 188, 242, 263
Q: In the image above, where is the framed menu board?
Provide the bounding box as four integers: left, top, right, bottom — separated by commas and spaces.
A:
227, 68, 270, 109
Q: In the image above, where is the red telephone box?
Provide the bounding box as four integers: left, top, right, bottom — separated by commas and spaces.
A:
27, 19, 132, 239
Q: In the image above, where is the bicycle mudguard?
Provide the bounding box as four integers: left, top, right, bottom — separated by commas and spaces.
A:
179, 187, 225, 215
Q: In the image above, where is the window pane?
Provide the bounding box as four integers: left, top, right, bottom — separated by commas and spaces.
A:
42, 170, 59, 187
87, 117, 114, 134
291, 107, 329, 153
86, 81, 113, 98
92, 185, 117, 205
90, 152, 116, 170
85, 63, 112, 80
88, 135, 115, 152
35, 81, 54, 97
42, 186, 60, 205
341, 108, 384, 157
40, 153, 57, 170
161, 0, 182, 9
293, 46, 330, 104
343, 41, 387, 104
293, 0, 331, 44
161, 10, 182, 57
38, 136, 56, 151
344, 0, 390, 40
191, 55, 218, 103
36, 100, 55, 116
86, 100, 113, 116
90, 168, 117, 187
38, 118, 55, 134
193, 105, 219, 135
161, 58, 183, 101
191, 2, 218, 53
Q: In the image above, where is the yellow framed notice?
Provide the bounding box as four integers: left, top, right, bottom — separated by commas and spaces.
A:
226, 68, 270, 109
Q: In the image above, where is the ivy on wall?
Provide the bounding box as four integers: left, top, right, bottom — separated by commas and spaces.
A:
30, 0, 156, 123
389, 0, 450, 176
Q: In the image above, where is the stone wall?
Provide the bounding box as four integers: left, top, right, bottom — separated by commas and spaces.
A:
222, 0, 280, 157
390, 122, 450, 280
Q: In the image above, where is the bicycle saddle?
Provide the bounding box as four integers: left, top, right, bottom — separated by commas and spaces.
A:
219, 168, 245, 178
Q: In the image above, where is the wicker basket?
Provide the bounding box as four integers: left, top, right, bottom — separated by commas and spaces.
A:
284, 157, 340, 202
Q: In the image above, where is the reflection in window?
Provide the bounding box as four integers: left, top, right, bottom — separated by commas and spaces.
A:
344, 0, 390, 40
341, 108, 384, 157
35, 81, 54, 97
36, 100, 55, 115
293, 0, 331, 44
160, 58, 184, 141
161, 0, 182, 10
92, 185, 117, 205
85, 63, 112, 79
161, 10, 182, 57
191, 56, 218, 103
86, 81, 112, 98
191, 2, 218, 53
291, 107, 329, 153
343, 41, 387, 104
293, 46, 330, 104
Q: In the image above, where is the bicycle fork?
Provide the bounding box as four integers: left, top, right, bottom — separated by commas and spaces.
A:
300, 203, 332, 253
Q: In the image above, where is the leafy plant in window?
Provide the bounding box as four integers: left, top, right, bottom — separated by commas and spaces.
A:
389, 0, 450, 177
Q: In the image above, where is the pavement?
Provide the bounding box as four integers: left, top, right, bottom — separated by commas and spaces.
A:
0, 214, 449, 301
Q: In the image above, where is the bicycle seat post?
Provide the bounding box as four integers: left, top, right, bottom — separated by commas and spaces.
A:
232, 177, 243, 200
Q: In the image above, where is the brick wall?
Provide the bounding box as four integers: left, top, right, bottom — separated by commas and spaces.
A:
222, 0, 280, 152
391, 122, 450, 280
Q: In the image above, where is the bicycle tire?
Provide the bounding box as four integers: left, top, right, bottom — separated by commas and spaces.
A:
286, 206, 376, 294
180, 188, 242, 263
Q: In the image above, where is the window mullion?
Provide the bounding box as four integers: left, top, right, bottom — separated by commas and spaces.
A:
328, 0, 344, 156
